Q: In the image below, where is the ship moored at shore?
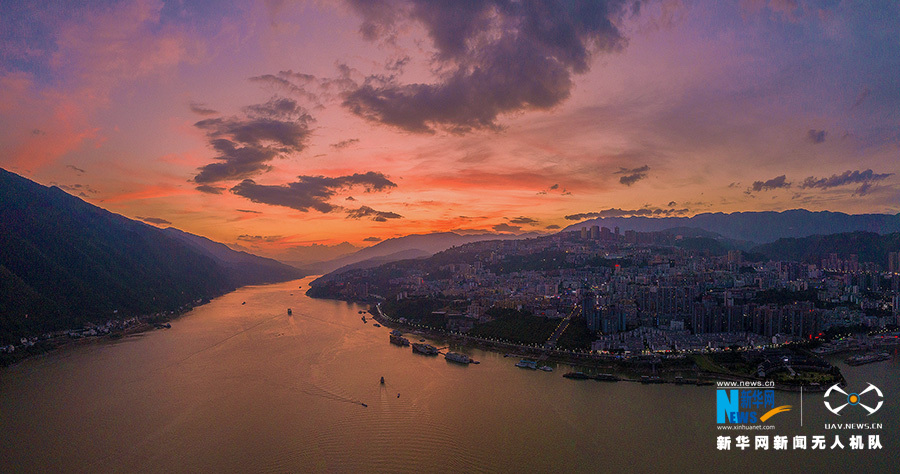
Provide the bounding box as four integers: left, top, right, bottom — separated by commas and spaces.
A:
412, 342, 439, 355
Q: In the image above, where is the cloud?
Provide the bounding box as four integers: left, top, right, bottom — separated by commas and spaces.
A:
749, 175, 790, 192
546, 224, 561, 230
343, 0, 633, 133
346, 206, 403, 221
363, 236, 382, 242
800, 169, 892, 191
565, 207, 690, 220
193, 96, 313, 184
66, 164, 86, 174
667, 201, 677, 207
806, 129, 826, 144
237, 234, 283, 243
236, 209, 261, 214
615, 165, 650, 186
196, 184, 225, 194
492, 223, 522, 233
509, 216, 539, 225
230, 172, 399, 220
137, 216, 171, 225
189, 102, 218, 116
331, 138, 360, 149
55, 182, 99, 197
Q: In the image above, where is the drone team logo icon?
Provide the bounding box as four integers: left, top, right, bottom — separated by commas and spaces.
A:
823, 383, 883, 416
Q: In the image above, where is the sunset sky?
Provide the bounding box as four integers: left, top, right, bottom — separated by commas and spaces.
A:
2, 0, 898, 260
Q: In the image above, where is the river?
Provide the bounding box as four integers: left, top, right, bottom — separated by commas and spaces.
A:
1, 277, 897, 473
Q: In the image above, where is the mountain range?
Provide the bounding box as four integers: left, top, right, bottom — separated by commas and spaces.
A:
303, 231, 542, 275
0, 168, 301, 344
563, 210, 900, 244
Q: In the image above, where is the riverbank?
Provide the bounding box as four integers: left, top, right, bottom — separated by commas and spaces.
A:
0, 309, 190, 368
368, 303, 841, 391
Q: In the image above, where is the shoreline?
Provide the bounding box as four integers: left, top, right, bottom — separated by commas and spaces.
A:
0, 307, 196, 369
367, 302, 843, 392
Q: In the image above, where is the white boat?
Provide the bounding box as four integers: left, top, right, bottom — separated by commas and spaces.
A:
515, 359, 538, 369
539, 366, 553, 372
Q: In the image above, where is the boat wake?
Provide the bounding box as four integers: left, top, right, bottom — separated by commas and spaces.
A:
298, 384, 367, 407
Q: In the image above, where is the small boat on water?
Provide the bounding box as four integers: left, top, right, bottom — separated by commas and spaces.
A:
287, 308, 292, 315
515, 359, 538, 370
373, 323, 381, 327
380, 376, 385, 384
539, 366, 553, 372
362, 316, 367, 323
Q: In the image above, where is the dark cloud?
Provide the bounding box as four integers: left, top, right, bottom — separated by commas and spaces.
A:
193, 97, 313, 184
189, 102, 219, 116
196, 184, 226, 194
31, 129, 45, 135
236, 209, 261, 214
800, 169, 892, 191
549, 184, 559, 190
237, 234, 282, 243
493, 223, 522, 233
137, 216, 172, 225
807, 129, 827, 144
565, 207, 690, 220
616, 165, 650, 186
509, 216, 539, 225
331, 138, 360, 149
667, 201, 677, 207
55, 183, 98, 196
363, 236, 382, 242
344, 0, 633, 133
345, 196, 357, 201
749, 175, 790, 192
230, 172, 399, 220
346, 206, 403, 222
249, 70, 320, 103
546, 224, 561, 230
66, 164, 86, 174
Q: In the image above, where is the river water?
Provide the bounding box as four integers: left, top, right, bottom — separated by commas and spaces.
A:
1, 277, 897, 473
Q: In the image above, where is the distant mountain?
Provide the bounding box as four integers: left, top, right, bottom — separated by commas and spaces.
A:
310, 231, 541, 274
162, 227, 302, 284
751, 231, 900, 265
563, 210, 900, 243
0, 168, 302, 344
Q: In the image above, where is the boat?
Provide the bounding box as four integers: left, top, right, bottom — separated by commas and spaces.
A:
539, 366, 553, 372
563, 371, 591, 380
287, 308, 292, 315
412, 343, 439, 355
380, 376, 385, 384
389, 334, 410, 346
361, 316, 367, 323
515, 359, 538, 369
373, 323, 381, 328
845, 352, 890, 366
390, 329, 403, 337
593, 373, 620, 382
445, 352, 472, 364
